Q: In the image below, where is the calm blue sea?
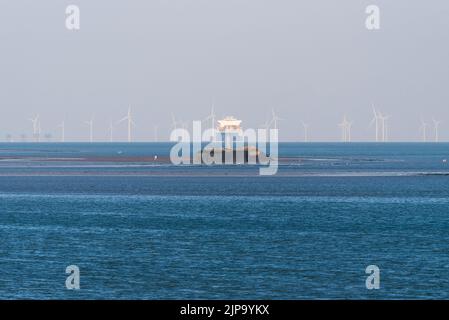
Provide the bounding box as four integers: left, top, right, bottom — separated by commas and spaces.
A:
1, 142, 449, 299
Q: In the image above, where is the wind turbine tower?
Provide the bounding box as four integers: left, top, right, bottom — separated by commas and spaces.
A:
29, 115, 40, 142
338, 115, 351, 142
347, 120, 353, 142
84, 116, 94, 143
58, 121, 65, 142
203, 105, 216, 130
369, 106, 380, 142
378, 112, 391, 142
301, 121, 309, 142
38, 120, 41, 142
269, 109, 283, 130
420, 119, 428, 142
118, 106, 135, 142
432, 118, 441, 142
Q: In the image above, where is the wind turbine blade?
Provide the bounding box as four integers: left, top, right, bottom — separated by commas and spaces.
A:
117, 116, 128, 124
371, 104, 378, 117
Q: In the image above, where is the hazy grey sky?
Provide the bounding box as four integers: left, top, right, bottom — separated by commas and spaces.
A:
0, 0, 448, 141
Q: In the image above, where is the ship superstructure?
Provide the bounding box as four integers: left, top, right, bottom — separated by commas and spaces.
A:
216, 116, 243, 149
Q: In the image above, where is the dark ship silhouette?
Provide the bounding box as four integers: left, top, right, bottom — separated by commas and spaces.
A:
196, 146, 269, 164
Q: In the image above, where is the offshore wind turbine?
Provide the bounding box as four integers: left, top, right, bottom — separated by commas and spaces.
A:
118, 106, 135, 142
338, 116, 351, 142
269, 109, 283, 130
301, 121, 309, 142
419, 119, 428, 142
338, 117, 346, 142
432, 118, 441, 142
202, 105, 217, 141
29, 114, 40, 142
38, 120, 42, 142
84, 116, 94, 143
347, 119, 353, 142
369, 105, 380, 142
58, 120, 65, 142
203, 105, 217, 130
378, 112, 391, 142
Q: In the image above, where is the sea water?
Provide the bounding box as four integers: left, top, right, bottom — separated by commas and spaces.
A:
0, 142, 449, 299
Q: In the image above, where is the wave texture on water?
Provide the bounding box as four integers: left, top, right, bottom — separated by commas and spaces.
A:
1, 143, 449, 299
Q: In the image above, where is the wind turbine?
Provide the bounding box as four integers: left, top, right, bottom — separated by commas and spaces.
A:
347, 119, 353, 142
203, 105, 217, 130
301, 121, 309, 142
29, 114, 40, 142
38, 120, 42, 142
419, 119, 428, 142
369, 105, 380, 142
378, 112, 391, 142
84, 116, 94, 143
269, 109, 283, 130
338, 116, 350, 142
432, 118, 441, 142
118, 106, 135, 142
58, 120, 65, 142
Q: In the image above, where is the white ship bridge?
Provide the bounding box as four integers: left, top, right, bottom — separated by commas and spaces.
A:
216, 116, 243, 149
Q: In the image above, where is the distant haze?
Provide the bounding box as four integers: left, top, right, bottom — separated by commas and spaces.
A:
0, 0, 448, 142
